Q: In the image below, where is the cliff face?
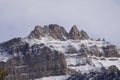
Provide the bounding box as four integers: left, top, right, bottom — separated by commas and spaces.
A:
0, 24, 120, 80
79, 44, 120, 57
0, 38, 67, 80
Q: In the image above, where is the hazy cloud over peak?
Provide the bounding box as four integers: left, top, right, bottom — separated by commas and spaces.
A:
0, 0, 120, 47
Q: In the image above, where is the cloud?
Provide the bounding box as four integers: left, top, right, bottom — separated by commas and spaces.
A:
0, 0, 120, 47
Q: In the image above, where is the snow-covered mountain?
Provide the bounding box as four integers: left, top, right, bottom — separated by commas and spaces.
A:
0, 24, 120, 80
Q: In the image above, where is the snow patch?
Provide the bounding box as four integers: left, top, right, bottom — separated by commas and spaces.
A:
0, 51, 12, 62
34, 75, 70, 80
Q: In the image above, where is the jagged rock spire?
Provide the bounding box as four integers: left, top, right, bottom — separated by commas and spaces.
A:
28, 24, 68, 40
48, 24, 68, 40
28, 25, 43, 39
28, 24, 89, 40
69, 25, 82, 39
80, 30, 89, 39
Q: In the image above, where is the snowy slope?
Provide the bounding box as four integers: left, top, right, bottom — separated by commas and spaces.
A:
23, 37, 120, 74
24, 37, 110, 54
0, 35, 120, 80
0, 36, 119, 72
0, 50, 12, 62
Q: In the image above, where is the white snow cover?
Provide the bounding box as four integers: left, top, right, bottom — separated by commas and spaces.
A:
23, 37, 120, 73
67, 56, 120, 73
34, 75, 70, 80
0, 51, 12, 62
95, 57, 120, 70
24, 37, 110, 53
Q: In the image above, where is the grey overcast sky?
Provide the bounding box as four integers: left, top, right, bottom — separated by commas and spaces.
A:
0, 0, 120, 47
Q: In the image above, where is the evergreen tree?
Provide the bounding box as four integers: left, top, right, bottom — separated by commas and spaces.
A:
0, 67, 8, 80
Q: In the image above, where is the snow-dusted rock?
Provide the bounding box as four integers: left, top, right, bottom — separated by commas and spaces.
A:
0, 24, 120, 80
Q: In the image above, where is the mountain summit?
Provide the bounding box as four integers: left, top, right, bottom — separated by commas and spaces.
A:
69, 25, 89, 39
0, 24, 120, 80
28, 24, 89, 40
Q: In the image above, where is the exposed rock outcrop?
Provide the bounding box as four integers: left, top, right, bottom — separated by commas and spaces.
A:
78, 44, 120, 57
80, 30, 89, 39
79, 44, 89, 57
28, 24, 89, 40
48, 24, 68, 40
0, 37, 24, 50
68, 65, 120, 80
108, 65, 119, 73
69, 25, 82, 40
28, 24, 68, 40
102, 45, 120, 57
69, 25, 89, 40
28, 26, 43, 39
0, 39, 67, 80
66, 45, 77, 54
89, 45, 100, 56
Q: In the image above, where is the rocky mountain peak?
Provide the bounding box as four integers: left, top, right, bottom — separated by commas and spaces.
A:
48, 24, 59, 29
69, 25, 89, 40
70, 25, 79, 32
80, 30, 89, 39
28, 24, 68, 40
69, 25, 81, 39
28, 25, 43, 39
28, 24, 89, 40
0, 37, 24, 49
48, 24, 68, 40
